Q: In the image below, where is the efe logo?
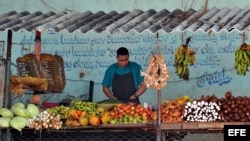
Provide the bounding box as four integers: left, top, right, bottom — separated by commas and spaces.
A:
224, 125, 250, 141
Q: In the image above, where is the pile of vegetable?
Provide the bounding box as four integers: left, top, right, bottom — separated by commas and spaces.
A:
0, 102, 40, 131
26, 110, 62, 130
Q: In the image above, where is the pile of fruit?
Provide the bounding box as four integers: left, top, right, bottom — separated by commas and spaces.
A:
234, 43, 250, 75
44, 99, 156, 128
161, 96, 191, 123
45, 99, 103, 127
174, 37, 196, 80
107, 103, 154, 124
5, 91, 250, 132
160, 92, 250, 123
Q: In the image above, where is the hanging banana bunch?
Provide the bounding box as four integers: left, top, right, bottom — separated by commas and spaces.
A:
141, 53, 170, 90
234, 43, 250, 75
174, 37, 196, 80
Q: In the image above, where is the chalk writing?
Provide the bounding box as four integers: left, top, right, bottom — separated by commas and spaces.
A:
219, 32, 241, 41
43, 36, 60, 45
106, 48, 118, 57
217, 41, 237, 53
17, 33, 238, 86
71, 46, 106, 57
196, 68, 232, 88
130, 45, 154, 56
64, 58, 116, 71
188, 34, 217, 43
21, 35, 35, 46
106, 34, 141, 44
54, 48, 71, 57
200, 43, 216, 54
61, 35, 89, 45
196, 55, 220, 67
64, 60, 72, 71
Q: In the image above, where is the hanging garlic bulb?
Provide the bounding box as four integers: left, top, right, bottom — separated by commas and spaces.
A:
141, 53, 170, 90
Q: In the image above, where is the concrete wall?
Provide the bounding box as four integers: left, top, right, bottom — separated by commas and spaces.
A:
1, 28, 249, 106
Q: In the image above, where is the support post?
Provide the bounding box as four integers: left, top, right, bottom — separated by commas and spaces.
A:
156, 89, 162, 141
2, 30, 12, 141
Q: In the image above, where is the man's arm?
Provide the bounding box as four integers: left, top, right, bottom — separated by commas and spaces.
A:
103, 86, 117, 100
131, 82, 147, 99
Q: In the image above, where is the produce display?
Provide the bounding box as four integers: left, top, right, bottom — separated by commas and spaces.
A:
174, 37, 196, 80
183, 100, 222, 122
220, 91, 250, 122
96, 99, 123, 111
234, 43, 250, 75
9, 75, 48, 95
161, 96, 191, 123
107, 103, 153, 124
141, 52, 170, 90
2, 91, 250, 132
0, 102, 40, 131
29, 94, 41, 105
26, 110, 62, 130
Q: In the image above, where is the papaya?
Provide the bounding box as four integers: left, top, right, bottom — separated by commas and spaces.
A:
89, 115, 101, 126
101, 111, 111, 124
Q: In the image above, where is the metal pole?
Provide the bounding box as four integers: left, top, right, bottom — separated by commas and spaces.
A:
2, 30, 12, 141
3, 30, 12, 108
156, 89, 161, 141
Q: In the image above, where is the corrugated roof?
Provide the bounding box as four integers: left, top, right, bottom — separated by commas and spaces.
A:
0, 6, 249, 33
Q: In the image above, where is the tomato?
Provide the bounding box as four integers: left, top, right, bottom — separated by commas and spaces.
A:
110, 111, 115, 116
129, 110, 135, 116
118, 114, 123, 118
142, 115, 148, 121
123, 105, 129, 110
134, 113, 140, 117
141, 112, 147, 117
130, 105, 136, 111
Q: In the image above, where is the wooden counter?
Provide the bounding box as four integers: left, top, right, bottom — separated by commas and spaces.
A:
160, 122, 250, 131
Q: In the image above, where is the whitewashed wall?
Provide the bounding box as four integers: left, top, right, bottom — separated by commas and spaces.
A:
1, 28, 249, 105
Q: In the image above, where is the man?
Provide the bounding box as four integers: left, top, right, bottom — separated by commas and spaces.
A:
102, 47, 147, 104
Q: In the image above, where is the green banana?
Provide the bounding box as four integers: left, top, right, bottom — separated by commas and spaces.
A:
234, 44, 250, 75
174, 43, 195, 80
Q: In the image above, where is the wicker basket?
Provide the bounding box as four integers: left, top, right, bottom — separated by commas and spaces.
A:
40, 54, 66, 92
16, 54, 44, 78
16, 53, 66, 93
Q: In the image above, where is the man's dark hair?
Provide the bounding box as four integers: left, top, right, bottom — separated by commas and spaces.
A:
117, 47, 129, 56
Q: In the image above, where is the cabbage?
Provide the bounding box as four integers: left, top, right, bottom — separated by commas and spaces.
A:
0, 117, 11, 128
11, 106, 30, 118
26, 104, 40, 118
11, 102, 25, 109
10, 116, 27, 131
0, 108, 14, 118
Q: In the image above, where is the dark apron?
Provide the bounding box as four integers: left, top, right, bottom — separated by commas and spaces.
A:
112, 66, 140, 104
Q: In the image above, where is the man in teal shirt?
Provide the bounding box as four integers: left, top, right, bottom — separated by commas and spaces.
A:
102, 47, 147, 104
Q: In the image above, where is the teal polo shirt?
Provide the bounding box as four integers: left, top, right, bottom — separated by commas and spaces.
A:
102, 61, 144, 89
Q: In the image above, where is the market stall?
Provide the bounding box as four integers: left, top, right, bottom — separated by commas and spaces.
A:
1, 7, 250, 141
2, 30, 250, 141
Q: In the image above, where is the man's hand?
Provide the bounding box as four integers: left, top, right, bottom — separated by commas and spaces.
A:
130, 94, 137, 99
